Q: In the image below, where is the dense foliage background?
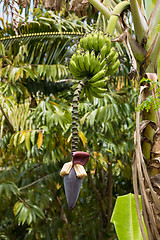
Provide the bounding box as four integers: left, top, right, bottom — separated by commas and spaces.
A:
0, 1, 138, 239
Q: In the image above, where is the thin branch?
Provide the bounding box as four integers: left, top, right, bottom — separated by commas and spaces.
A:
19, 174, 51, 190
18, 196, 31, 209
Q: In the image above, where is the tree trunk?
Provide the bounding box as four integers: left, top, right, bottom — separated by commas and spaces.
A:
133, 72, 160, 239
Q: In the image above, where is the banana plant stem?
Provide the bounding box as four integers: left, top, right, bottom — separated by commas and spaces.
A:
130, 0, 148, 44
72, 81, 84, 153
88, 0, 122, 33
106, 1, 130, 35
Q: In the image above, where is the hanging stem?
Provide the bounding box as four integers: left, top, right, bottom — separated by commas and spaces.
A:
106, 1, 130, 35
88, 0, 122, 33
72, 80, 84, 154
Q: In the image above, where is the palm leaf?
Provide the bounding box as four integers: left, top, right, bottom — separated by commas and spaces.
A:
0, 32, 84, 48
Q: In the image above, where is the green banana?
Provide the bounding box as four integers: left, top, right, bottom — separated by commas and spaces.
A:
92, 33, 99, 53
77, 53, 86, 72
110, 51, 119, 64
88, 69, 106, 83
83, 50, 90, 72
98, 33, 105, 50
79, 37, 88, 50
94, 87, 107, 94
87, 33, 93, 52
100, 58, 107, 70
89, 50, 96, 73
107, 60, 120, 76
85, 86, 94, 102
96, 52, 102, 61
71, 53, 78, 62
72, 54, 84, 72
100, 44, 108, 59
69, 59, 82, 76
104, 35, 111, 53
92, 79, 107, 87
90, 86, 105, 98
93, 57, 101, 75
106, 47, 116, 64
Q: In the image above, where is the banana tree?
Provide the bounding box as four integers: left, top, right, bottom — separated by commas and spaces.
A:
87, 0, 160, 239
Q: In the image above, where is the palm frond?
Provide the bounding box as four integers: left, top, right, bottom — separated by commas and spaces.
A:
0, 31, 84, 48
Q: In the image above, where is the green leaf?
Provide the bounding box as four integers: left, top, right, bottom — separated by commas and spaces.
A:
18, 206, 28, 225
2, 181, 19, 199
111, 193, 147, 240
88, 109, 97, 127
32, 204, 45, 219
27, 211, 33, 225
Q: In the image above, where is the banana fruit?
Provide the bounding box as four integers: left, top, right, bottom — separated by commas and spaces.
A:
84, 86, 94, 102
88, 69, 106, 83
69, 30, 120, 99
78, 31, 111, 56
90, 86, 106, 98
92, 78, 107, 87
107, 60, 120, 76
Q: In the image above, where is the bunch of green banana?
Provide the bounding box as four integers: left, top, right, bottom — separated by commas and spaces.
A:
106, 59, 120, 76
84, 86, 94, 102
70, 30, 120, 100
84, 83, 107, 99
78, 31, 111, 56
105, 47, 120, 75
69, 49, 108, 80
87, 70, 107, 98
81, 72, 108, 100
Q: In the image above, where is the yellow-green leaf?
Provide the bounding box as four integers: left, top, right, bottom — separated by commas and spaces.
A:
15, 68, 21, 81
19, 130, 27, 144
30, 130, 36, 145
13, 201, 23, 216
13, 132, 20, 147
78, 130, 87, 146
37, 132, 43, 149
25, 131, 31, 151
